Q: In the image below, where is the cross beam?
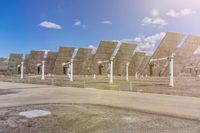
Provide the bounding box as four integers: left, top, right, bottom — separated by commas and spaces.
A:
150, 57, 168, 63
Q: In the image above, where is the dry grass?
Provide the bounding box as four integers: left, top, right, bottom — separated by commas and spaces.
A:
1, 75, 200, 97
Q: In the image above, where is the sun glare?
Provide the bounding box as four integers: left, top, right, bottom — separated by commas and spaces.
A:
151, 9, 160, 17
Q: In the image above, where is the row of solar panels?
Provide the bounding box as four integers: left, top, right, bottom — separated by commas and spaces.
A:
4, 32, 200, 77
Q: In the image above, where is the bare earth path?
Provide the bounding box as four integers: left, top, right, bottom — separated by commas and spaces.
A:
0, 81, 200, 120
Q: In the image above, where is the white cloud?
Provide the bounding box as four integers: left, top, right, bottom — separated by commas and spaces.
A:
74, 19, 81, 26
39, 21, 62, 29
166, 10, 179, 17
74, 19, 87, 28
88, 45, 97, 54
144, 32, 166, 44
121, 38, 137, 43
134, 37, 142, 42
141, 17, 168, 27
102, 21, 113, 25
166, 8, 197, 17
121, 32, 166, 55
180, 8, 196, 15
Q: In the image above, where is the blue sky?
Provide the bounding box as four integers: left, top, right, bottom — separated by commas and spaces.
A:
0, 0, 200, 57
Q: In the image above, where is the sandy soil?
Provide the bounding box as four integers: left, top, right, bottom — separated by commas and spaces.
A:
0, 104, 200, 133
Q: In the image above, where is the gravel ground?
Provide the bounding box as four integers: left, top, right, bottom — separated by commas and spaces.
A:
0, 104, 200, 133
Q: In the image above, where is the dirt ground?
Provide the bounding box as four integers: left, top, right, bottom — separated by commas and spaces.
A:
2, 75, 200, 97
0, 104, 200, 133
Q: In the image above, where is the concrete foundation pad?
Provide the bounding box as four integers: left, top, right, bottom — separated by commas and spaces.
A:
19, 110, 51, 118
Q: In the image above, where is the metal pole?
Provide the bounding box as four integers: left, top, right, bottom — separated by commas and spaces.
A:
70, 59, 73, 82
126, 62, 129, 81
169, 54, 174, 87
109, 59, 113, 84
135, 72, 138, 79
20, 62, 24, 79
93, 74, 96, 80
41, 61, 45, 80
